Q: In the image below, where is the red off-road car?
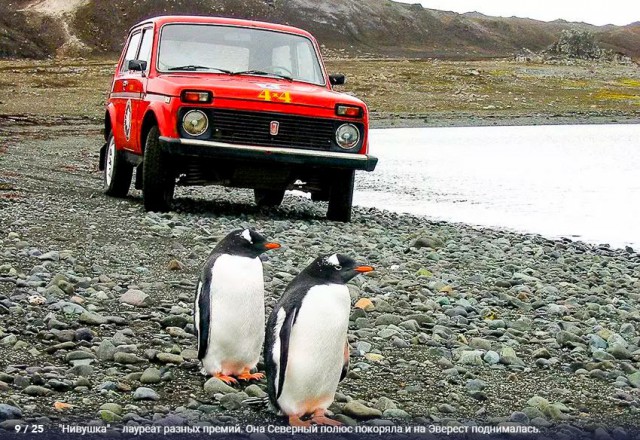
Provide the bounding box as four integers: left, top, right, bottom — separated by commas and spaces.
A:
99, 16, 377, 222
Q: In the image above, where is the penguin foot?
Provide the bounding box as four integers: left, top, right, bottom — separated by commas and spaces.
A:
288, 415, 313, 427
311, 409, 342, 426
237, 370, 265, 381
214, 372, 238, 385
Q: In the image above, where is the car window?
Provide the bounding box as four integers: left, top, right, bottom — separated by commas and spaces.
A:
158, 24, 325, 85
138, 28, 154, 71
121, 31, 142, 73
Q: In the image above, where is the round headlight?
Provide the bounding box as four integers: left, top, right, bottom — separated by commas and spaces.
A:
335, 124, 360, 150
182, 110, 209, 136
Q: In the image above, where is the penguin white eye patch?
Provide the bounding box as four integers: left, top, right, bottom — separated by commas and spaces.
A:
325, 253, 341, 269
241, 229, 253, 244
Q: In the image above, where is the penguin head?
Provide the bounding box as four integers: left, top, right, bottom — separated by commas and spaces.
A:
221, 228, 281, 258
308, 253, 374, 284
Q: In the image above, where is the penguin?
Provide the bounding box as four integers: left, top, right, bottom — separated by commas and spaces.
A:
195, 228, 280, 384
264, 253, 374, 426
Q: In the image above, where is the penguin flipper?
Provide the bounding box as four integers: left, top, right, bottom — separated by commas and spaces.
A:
340, 340, 350, 382
265, 304, 299, 404
196, 272, 213, 361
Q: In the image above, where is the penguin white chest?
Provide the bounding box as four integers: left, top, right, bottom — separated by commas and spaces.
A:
203, 254, 265, 375
278, 284, 350, 416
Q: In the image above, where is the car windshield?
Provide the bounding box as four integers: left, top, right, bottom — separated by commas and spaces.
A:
158, 24, 326, 85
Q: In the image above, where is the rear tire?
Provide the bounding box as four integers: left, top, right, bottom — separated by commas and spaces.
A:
327, 170, 355, 222
254, 189, 285, 207
103, 131, 133, 197
142, 126, 175, 212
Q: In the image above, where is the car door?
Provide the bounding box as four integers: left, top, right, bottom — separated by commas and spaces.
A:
130, 27, 154, 154
111, 29, 143, 151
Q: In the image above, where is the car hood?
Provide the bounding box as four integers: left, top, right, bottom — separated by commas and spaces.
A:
149, 74, 364, 109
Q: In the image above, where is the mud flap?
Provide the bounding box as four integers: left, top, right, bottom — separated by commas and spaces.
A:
98, 142, 107, 171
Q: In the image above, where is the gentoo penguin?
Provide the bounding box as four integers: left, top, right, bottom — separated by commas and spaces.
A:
195, 228, 280, 384
264, 253, 374, 426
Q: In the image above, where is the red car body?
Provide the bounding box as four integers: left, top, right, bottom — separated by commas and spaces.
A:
100, 16, 377, 221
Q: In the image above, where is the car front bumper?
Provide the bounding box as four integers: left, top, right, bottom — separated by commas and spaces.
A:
158, 137, 378, 172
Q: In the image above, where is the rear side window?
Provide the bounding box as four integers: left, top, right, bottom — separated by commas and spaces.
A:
120, 32, 142, 72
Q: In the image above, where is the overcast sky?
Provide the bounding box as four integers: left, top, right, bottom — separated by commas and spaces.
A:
397, 1, 640, 26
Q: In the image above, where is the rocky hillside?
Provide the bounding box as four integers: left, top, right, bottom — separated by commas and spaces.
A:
2, 0, 640, 59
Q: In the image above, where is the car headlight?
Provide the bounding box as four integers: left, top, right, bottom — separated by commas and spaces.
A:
182, 110, 209, 136
335, 123, 360, 150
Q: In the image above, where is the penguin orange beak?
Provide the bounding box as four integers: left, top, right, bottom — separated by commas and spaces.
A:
264, 242, 281, 250
355, 265, 374, 273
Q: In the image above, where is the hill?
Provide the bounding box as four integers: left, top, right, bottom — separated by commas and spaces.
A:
1, 0, 640, 59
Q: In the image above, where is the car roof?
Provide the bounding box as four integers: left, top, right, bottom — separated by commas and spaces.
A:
131, 15, 315, 39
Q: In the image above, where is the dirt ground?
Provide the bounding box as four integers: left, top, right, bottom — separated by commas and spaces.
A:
0, 57, 639, 128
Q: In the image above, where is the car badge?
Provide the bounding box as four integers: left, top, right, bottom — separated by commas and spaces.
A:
270, 121, 280, 136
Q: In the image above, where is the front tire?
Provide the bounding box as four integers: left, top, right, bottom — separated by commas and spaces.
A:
103, 131, 133, 197
142, 126, 175, 212
254, 189, 285, 207
327, 170, 355, 222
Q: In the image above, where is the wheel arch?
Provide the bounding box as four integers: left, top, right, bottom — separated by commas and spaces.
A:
140, 110, 159, 153
105, 104, 117, 141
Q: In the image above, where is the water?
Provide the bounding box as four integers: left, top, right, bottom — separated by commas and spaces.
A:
356, 124, 640, 250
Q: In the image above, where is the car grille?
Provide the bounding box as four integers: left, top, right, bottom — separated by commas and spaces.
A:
209, 109, 335, 151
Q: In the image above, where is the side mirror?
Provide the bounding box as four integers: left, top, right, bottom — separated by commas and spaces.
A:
329, 74, 346, 86
128, 59, 148, 72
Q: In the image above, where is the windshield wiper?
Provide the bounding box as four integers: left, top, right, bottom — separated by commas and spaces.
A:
167, 65, 232, 73
231, 70, 293, 81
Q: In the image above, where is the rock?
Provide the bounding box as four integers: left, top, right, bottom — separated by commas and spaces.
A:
500, 346, 524, 366
113, 352, 144, 364
458, 350, 484, 366
119, 289, 151, 307
220, 392, 249, 410
245, 384, 267, 398
167, 259, 185, 271
364, 353, 384, 362
99, 403, 122, 415
482, 350, 500, 365
0, 404, 22, 422
413, 236, 445, 249
79, 311, 108, 326
96, 339, 117, 361
382, 408, 411, 420
375, 397, 398, 412
74, 328, 93, 342
156, 353, 184, 364
98, 410, 122, 423
24, 385, 52, 396
628, 372, 640, 388
133, 387, 160, 401
469, 337, 492, 351
556, 330, 583, 347
343, 401, 383, 419
375, 314, 403, 326
354, 298, 374, 311
161, 315, 189, 329
140, 368, 162, 384
203, 377, 236, 395
38, 251, 60, 261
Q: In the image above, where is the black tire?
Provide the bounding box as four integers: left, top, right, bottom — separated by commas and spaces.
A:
142, 126, 175, 212
327, 169, 355, 222
103, 131, 133, 197
254, 189, 285, 207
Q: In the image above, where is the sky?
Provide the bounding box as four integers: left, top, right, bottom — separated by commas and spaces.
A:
396, 1, 640, 26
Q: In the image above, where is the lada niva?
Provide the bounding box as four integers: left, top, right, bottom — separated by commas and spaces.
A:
100, 16, 377, 222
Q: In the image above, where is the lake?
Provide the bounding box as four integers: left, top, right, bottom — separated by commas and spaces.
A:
356, 124, 640, 250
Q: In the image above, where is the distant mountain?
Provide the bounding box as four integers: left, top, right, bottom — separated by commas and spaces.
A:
2, 0, 639, 59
